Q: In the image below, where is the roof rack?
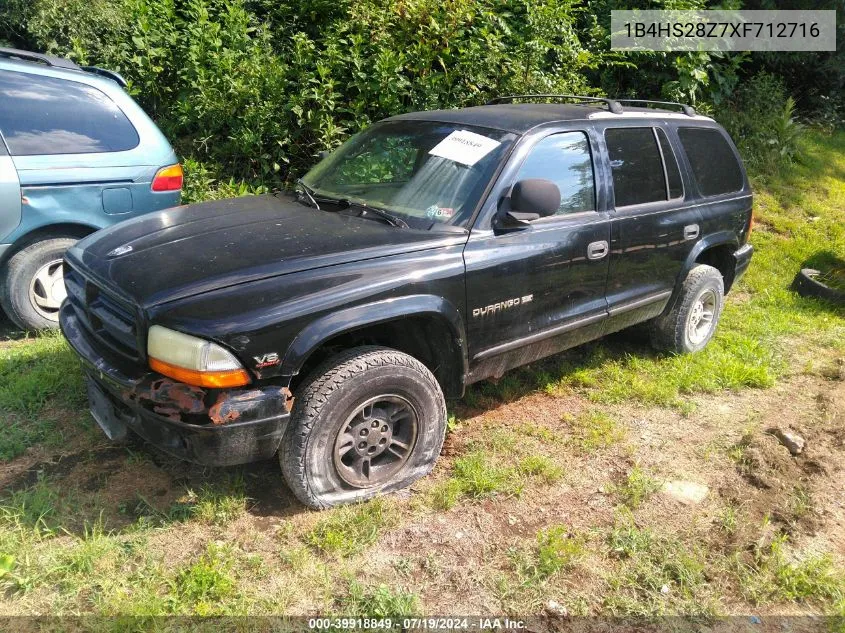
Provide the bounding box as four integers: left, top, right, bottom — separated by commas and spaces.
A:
0, 47, 80, 70
0, 47, 127, 87
81, 66, 128, 88
487, 94, 624, 115
615, 99, 696, 117
487, 94, 697, 117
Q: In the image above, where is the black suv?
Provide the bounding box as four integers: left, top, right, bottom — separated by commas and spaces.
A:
60, 96, 753, 508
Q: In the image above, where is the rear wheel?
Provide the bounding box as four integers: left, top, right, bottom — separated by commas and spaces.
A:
649, 264, 724, 354
280, 346, 447, 509
0, 237, 76, 331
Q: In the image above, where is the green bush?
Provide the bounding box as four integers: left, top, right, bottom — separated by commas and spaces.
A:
1, 0, 840, 197
716, 73, 805, 169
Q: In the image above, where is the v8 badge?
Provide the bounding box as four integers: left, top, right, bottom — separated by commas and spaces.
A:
253, 352, 280, 369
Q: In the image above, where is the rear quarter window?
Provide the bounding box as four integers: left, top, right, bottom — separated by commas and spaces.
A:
0, 70, 139, 156
677, 127, 744, 197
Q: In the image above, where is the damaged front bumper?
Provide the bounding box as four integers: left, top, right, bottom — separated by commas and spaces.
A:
60, 303, 291, 466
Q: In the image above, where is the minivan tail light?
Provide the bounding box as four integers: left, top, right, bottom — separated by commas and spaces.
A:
151, 164, 183, 192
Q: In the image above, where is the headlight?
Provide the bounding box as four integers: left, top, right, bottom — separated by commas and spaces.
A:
147, 325, 250, 388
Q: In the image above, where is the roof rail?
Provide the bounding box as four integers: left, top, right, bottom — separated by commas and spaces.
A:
0, 47, 80, 70
0, 47, 128, 87
81, 66, 128, 88
488, 94, 624, 115
615, 99, 696, 117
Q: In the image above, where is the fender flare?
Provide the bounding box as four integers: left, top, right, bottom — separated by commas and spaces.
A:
676, 231, 739, 292
280, 294, 468, 390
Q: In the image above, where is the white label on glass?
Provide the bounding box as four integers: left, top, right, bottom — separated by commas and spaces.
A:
428, 130, 501, 167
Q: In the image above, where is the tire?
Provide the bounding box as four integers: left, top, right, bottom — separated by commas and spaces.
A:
0, 237, 77, 331
280, 346, 447, 509
649, 264, 725, 354
792, 268, 845, 305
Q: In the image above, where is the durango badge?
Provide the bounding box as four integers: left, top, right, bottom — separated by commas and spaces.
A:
473, 295, 533, 318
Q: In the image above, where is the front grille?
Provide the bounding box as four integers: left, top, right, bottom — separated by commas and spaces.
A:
64, 264, 141, 360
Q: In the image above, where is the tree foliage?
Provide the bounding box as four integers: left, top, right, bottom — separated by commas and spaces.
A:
0, 0, 841, 191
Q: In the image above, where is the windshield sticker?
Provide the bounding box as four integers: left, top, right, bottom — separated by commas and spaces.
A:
425, 205, 454, 219
428, 130, 501, 167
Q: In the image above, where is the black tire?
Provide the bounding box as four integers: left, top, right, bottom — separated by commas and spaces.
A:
649, 264, 725, 354
0, 237, 77, 331
280, 346, 447, 509
792, 268, 845, 305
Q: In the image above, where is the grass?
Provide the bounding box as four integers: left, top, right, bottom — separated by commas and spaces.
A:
737, 535, 845, 606
339, 581, 420, 617
0, 331, 88, 460
0, 331, 85, 414
497, 526, 588, 611
605, 515, 712, 616
305, 498, 397, 557
613, 466, 661, 509
516, 455, 563, 483
172, 544, 239, 614
183, 477, 248, 526
567, 410, 626, 451
430, 449, 565, 510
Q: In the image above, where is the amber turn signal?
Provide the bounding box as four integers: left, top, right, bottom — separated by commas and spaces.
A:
149, 357, 251, 389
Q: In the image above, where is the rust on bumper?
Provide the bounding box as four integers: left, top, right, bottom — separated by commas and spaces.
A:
209, 386, 294, 425
121, 376, 293, 425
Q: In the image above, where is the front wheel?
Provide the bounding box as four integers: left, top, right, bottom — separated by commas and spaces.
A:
280, 346, 447, 509
649, 264, 725, 354
0, 237, 77, 331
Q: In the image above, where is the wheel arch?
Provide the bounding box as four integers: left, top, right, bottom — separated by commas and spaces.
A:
282, 295, 468, 399
0, 222, 99, 267
680, 232, 740, 294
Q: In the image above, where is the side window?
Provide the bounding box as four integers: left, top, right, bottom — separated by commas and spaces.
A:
605, 127, 666, 207
0, 70, 139, 156
515, 131, 595, 215
656, 128, 683, 199
678, 127, 744, 196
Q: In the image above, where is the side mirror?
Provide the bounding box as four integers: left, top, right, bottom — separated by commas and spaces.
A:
318, 150, 330, 160
506, 179, 561, 222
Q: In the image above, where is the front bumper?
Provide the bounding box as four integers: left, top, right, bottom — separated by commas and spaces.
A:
60, 302, 290, 466
733, 243, 754, 282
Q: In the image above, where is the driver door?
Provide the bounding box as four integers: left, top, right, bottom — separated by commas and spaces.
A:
463, 130, 611, 380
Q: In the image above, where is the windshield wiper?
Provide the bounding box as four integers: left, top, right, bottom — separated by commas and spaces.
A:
295, 179, 321, 211
341, 200, 409, 228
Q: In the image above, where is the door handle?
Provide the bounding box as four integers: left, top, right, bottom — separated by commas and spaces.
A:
684, 224, 700, 240
587, 240, 609, 260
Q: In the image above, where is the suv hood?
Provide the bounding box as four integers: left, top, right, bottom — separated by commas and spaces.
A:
67, 194, 466, 308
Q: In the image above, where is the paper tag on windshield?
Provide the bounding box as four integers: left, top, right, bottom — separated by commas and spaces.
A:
428, 130, 501, 167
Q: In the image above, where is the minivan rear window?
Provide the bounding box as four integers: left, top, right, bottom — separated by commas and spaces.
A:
678, 127, 744, 196
0, 70, 139, 156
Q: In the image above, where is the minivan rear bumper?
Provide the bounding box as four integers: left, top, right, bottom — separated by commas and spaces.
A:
59, 302, 290, 466
733, 243, 754, 282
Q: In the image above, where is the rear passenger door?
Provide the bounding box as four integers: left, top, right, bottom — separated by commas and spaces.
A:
601, 124, 700, 328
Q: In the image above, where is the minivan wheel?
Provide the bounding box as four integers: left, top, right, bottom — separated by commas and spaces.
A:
649, 264, 724, 354
280, 346, 447, 509
0, 237, 77, 331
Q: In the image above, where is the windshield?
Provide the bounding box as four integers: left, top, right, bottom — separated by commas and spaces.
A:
301, 120, 516, 228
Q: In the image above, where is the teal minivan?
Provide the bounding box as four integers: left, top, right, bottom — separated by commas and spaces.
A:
0, 48, 181, 330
